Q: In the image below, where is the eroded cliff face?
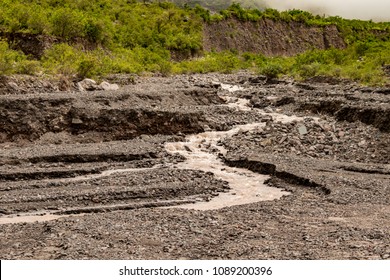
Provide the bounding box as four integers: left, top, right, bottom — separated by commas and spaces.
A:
3, 18, 348, 61
203, 18, 346, 56
2, 18, 347, 60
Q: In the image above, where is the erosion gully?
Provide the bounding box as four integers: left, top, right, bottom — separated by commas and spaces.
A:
0, 83, 319, 224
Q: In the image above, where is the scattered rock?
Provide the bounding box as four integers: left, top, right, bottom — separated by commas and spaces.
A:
0, 208, 11, 215
223, 117, 389, 164
260, 138, 272, 147
297, 125, 308, 135
71, 118, 83, 125
99, 81, 119, 91
77, 79, 99, 91
78, 79, 119, 91
184, 145, 192, 152
274, 96, 295, 106
0, 72, 389, 261
7, 82, 20, 91
248, 75, 267, 84
295, 82, 316, 90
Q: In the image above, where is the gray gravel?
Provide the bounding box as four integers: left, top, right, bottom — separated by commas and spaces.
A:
0, 72, 389, 260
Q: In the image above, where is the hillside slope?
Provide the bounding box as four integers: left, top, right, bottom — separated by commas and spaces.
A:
0, 1, 389, 85
1, 18, 347, 60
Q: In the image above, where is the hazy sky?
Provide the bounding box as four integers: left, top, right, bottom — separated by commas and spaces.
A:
262, 0, 390, 21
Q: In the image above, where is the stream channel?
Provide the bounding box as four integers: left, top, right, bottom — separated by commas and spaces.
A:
0, 84, 311, 224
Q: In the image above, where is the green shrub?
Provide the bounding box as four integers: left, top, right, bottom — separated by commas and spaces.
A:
27, 10, 51, 34
296, 63, 321, 78
77, 58, 97, 79
194, 5, 211, 22
0, 41, 26, 75
16, 60, 42, 75
158, 60, 173, 76
258, 62, 284, 79
42, 43, 81, 76
51, 8, 85, 39
0, 0, 388, 85
84, 18, 106, 43
288, 41, 390, 85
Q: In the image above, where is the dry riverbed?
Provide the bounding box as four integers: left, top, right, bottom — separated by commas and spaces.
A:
0, 73, 389, 259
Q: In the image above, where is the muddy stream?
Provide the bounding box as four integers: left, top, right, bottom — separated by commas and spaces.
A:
0, 84, 314, 224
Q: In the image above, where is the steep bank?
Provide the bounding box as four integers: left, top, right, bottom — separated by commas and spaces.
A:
2, 19, 346, 60
203, 18, 346, 56
0, 86, 223, 143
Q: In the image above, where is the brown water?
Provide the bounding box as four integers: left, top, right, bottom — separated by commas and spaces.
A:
165, 122, 290, 210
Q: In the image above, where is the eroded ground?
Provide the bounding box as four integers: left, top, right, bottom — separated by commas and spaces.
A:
0, 73, 389, 259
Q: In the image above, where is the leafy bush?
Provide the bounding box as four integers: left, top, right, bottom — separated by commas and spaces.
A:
16, 60, 42, 75
193, 4, 211, 22
174, 51, 260, 74
27, 10, 51, 34
42, 43, 84, 76
258, 61, 285, 79
0, 41, 27, 75
51, 8, 85, 39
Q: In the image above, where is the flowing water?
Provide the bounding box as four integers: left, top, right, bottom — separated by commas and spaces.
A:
163, 84, 299, 210
0, 83, 309, 223
164, 124, 290, 210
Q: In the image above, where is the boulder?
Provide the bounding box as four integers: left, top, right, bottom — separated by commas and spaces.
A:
99, 81, 119, 91
77, 78, 98, 91
77, 79, 120, 91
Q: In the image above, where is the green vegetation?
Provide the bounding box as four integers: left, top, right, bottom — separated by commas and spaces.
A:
0, 0, 203, 50
291, 41, 390, 84
173, 40, 390, 85
0, 1, 389, 85
0, 0, 203, 77
193, 3, 390, 46
0, 41, 40, 75
172, 0, 266, 12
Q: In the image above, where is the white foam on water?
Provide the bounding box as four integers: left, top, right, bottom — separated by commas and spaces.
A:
218, 83, 252, 111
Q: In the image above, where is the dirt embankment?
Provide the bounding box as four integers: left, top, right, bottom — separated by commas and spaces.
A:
203, 18, 346, 55
0, 86, 223, 143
